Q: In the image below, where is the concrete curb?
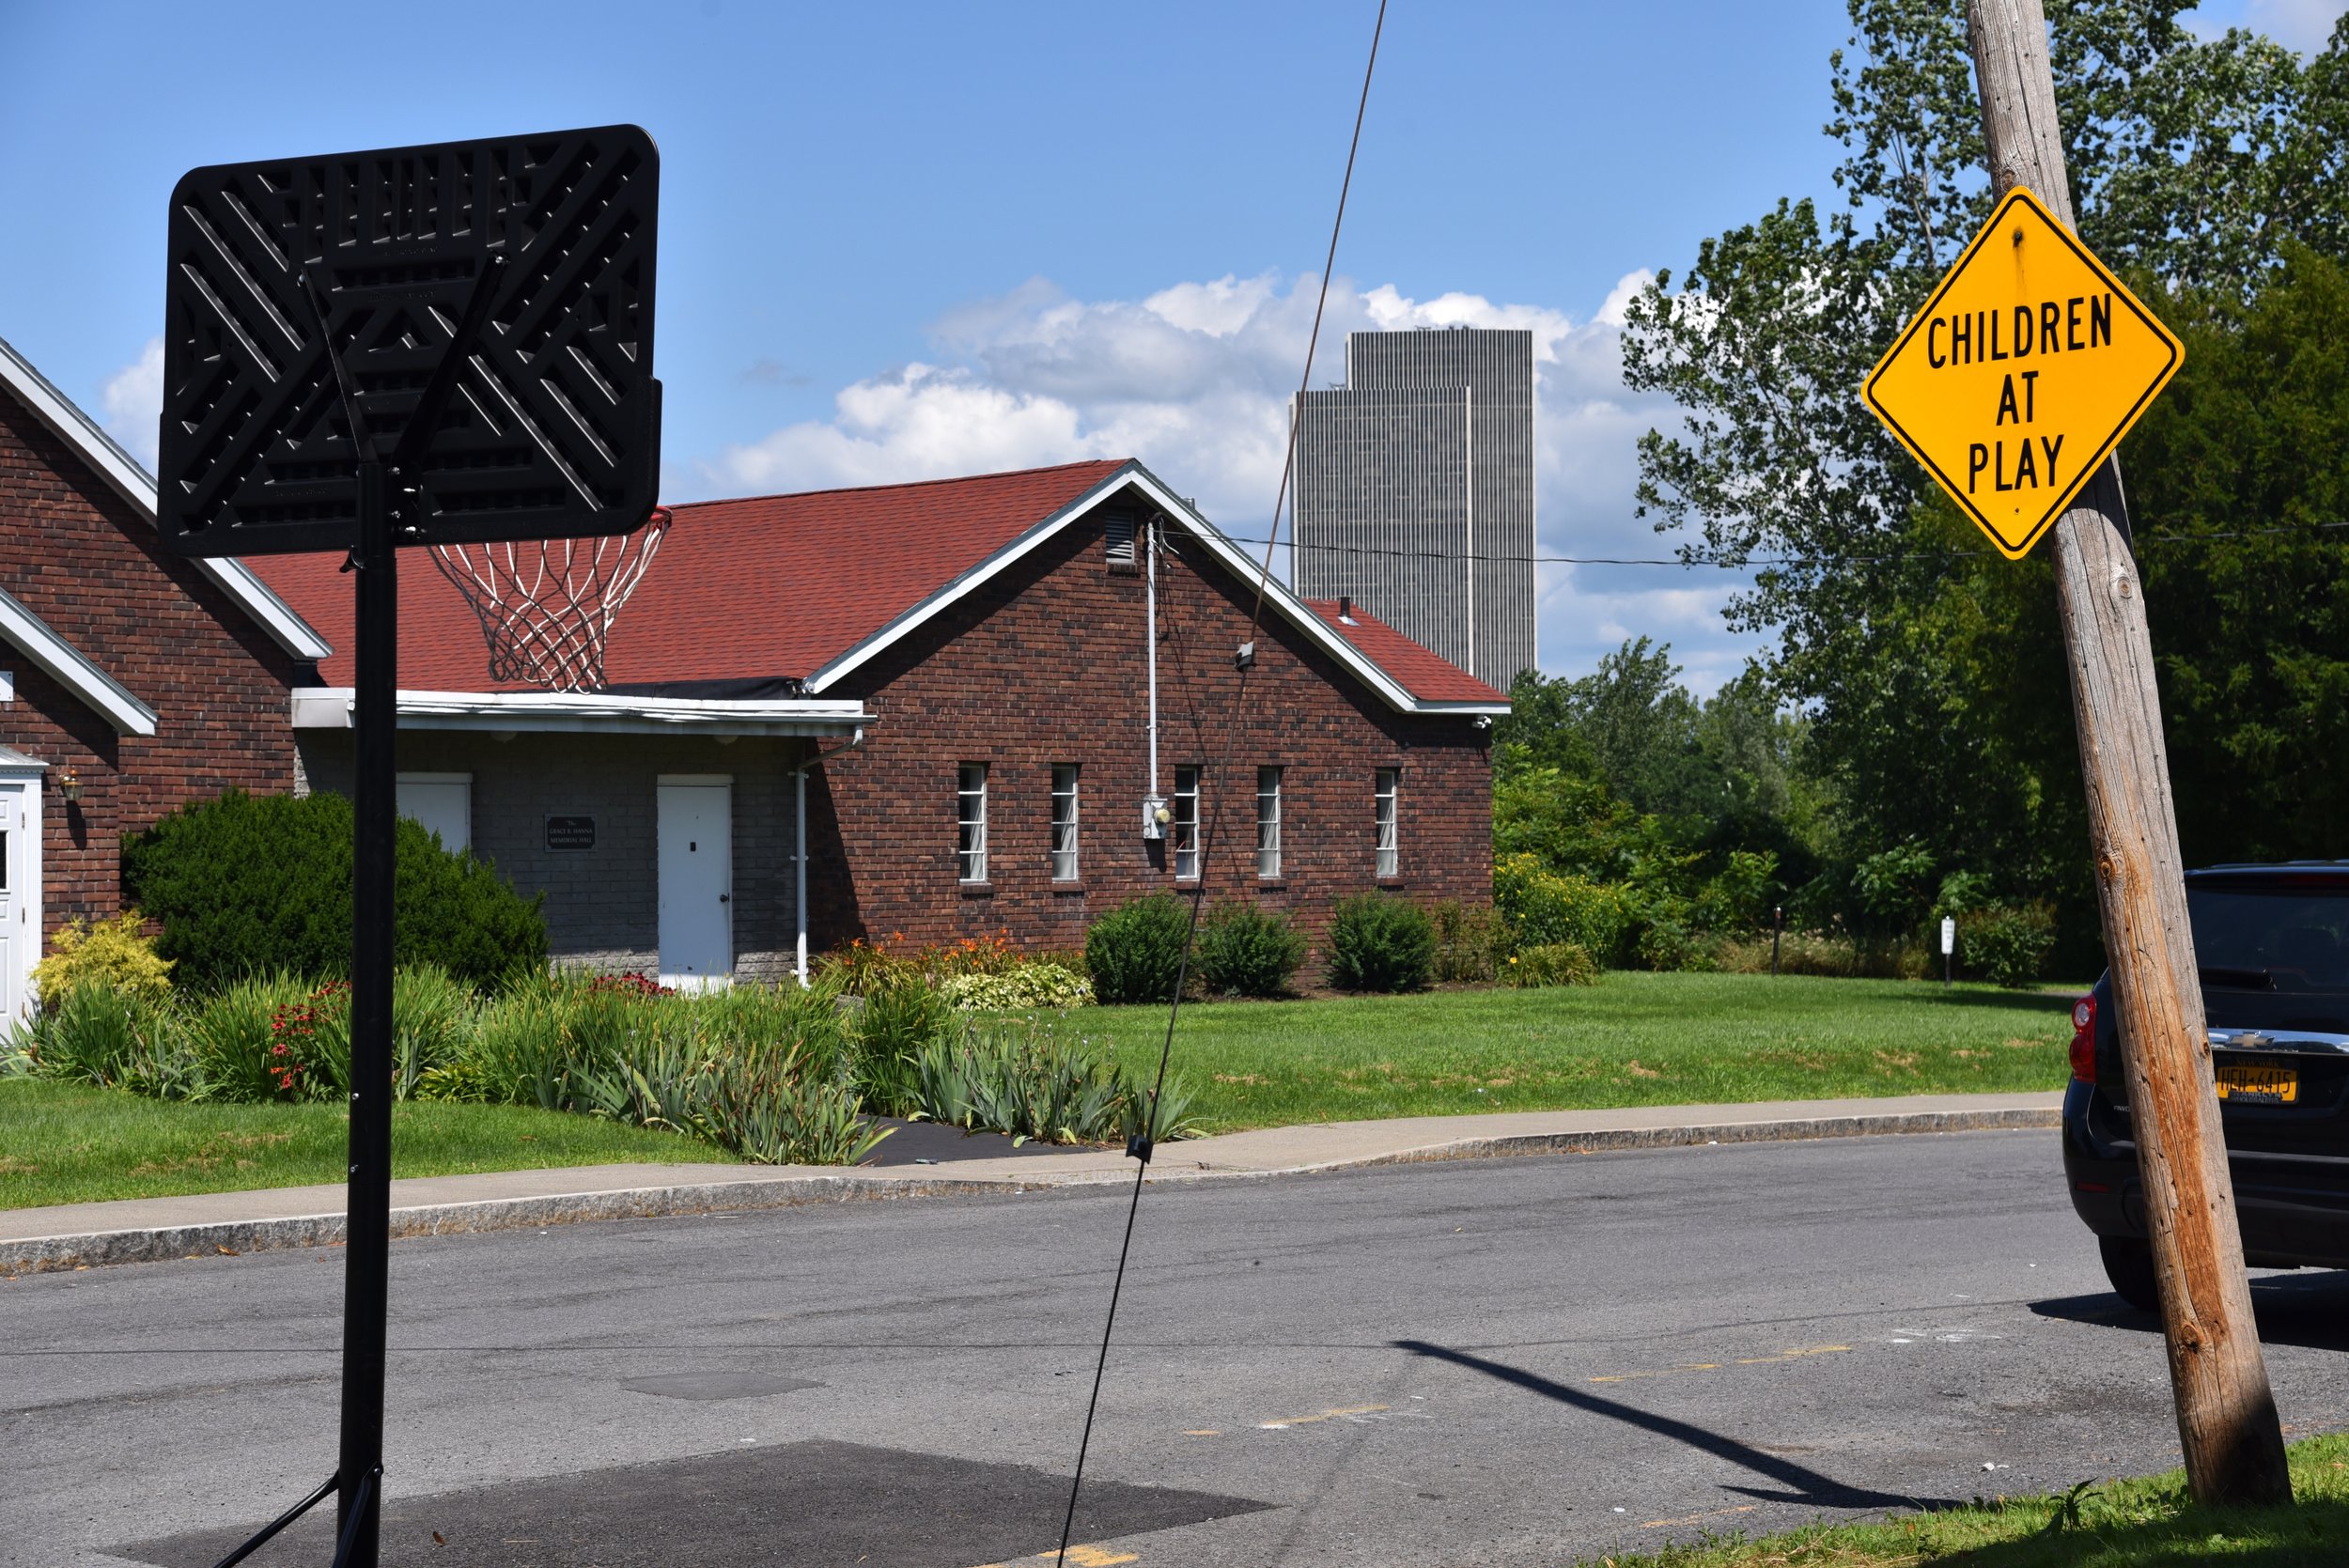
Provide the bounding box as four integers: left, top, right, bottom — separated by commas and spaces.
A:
0, 1102, 2056, 1278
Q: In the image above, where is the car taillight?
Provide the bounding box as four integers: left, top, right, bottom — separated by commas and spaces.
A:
2070, 995, 2097, 1081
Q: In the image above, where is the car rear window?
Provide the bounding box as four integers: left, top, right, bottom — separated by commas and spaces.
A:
2189, 886, 2349, 1027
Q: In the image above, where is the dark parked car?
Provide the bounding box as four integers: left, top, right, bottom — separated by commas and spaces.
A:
2064, 862, 2349, 1310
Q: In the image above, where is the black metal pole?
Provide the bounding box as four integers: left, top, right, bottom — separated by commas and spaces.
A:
336, 458, 395, 1567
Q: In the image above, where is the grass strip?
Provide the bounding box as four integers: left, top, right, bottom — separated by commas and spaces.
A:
1580, 1432, 2349, 1565
0, 1078, 738, 1211
1089, 971, 2076, 1134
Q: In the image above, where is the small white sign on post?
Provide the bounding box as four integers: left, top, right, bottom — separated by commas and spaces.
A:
1941, 916, 1957, 955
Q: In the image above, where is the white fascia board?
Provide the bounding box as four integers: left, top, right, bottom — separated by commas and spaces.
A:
1120, 465, 1512, 716
799, 458, 1504, 716
0, 584, 159, 736
0, 334, 333, 663
291, 688, 869, 738
801, 460, 1146, 694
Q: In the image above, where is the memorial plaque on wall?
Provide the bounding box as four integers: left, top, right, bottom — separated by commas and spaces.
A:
545, 815, 597, 850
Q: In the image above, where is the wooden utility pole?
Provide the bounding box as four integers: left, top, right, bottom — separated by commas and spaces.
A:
1965, 0, 2292, 1506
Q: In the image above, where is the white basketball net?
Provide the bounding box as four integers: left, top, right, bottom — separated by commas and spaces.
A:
429, 509, 671, 693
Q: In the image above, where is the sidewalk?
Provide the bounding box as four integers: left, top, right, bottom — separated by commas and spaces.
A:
0, 1090, 2060, 1276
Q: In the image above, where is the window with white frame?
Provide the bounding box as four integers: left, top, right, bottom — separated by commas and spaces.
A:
1375, 767, 1400, 877
957, 763, 988, 882
1050, 764, 1081, 881
1172, 765, 1201, 880
1256, 766, 1283, 879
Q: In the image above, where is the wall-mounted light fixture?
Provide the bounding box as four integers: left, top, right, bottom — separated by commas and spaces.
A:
57, 767, 81, 802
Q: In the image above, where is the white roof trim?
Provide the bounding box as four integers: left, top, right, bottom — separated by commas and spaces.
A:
291, 688, 870, 738
801, 458, 1510, 716
0, 333, 334, 663
0, 584, 160, 736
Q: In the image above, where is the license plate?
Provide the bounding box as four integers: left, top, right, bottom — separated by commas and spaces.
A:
2216, 1063, 2297, 1104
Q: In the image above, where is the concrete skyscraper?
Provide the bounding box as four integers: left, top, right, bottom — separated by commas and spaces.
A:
1293, 327, 1535, 691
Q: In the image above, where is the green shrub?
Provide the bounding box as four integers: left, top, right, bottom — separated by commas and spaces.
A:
32, 911, 174, 1014
1429, 899, 1503, 983
1193, 904, 1306, 998
1493, 854, 1630, 965
468, 980, 577, 1110
392, 964, 474, 1100
189, 973, 315, 1102
937, 962, 1096, 1011
1504, 942, 1599, 987
848, 979, 952, 1116
909, 1015, 1200, 1145
693, 1048, 890, 1165
811, 938, 914, 997
39, 982, 192, 1094
687, 980, 850, 1082
1960, 901, 2060, 987
121, 788, 549, 993
1326, 893, 1436, 993
1085, 893, 1191, 1004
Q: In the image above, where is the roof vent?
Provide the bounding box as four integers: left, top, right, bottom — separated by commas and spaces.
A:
1338, 596, 1357, 624
1105, 514, 1139, 574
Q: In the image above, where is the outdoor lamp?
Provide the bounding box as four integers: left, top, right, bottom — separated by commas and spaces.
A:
56, 767, 80, 802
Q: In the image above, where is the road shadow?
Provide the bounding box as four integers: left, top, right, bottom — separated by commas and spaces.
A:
2030, 1268, 2349, 1353
1394, 1339, 1956, 1512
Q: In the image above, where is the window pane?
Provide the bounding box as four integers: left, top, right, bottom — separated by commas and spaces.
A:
1375, 768, 1399, 878
958, 763, 988, 882
1051, 763, 1081, 881
1174, 765, 1200, 880
1256, 766, 1282, 879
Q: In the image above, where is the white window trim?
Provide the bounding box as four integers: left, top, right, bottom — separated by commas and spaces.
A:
1256, 766, 1283, 880
957, 763, 988, 883
1050, 764, 1081, 882
1376, 768, 1400, 878
1172, 765, 1201, 881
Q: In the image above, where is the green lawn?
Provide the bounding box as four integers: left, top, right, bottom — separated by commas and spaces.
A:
1582, 1432, 2349, 1566
0, 1078, 738, 1211
1091, 971, 2077, 1134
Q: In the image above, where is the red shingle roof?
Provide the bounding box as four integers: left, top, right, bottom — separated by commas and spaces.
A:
248, 459, 1128, 690
245, 458, 1508, 712
1302, 599, 1509, 705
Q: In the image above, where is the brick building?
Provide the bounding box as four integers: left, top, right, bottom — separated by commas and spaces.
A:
0, 334, 334, 1017
257, 458, 1508, 979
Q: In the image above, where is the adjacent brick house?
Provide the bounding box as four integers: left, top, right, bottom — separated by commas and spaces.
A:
0, 334, 334, 1017
257, 458, 1507, 977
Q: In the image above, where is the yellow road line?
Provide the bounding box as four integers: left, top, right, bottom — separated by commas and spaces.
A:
1259, 1403, 1391, 1429
1592, 1345, 1850, 1384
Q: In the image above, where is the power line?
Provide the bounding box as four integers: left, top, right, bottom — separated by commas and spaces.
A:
1230, 517, 2349, 570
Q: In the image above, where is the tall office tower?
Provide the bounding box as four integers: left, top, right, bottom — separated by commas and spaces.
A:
1293, 327, 1536, 691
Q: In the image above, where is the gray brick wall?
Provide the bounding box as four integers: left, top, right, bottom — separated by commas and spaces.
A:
296, 730, 811, 982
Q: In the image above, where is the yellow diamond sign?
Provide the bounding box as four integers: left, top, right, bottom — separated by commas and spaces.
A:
1862, 186, 2183, 560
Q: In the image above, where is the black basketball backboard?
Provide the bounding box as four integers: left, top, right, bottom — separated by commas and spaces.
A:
155, 125, 661, 557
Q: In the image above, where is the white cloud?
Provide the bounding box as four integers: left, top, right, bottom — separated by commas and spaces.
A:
699, 269, 1766, 689
101, 336, 164, 470
2186, 0, 2347, 51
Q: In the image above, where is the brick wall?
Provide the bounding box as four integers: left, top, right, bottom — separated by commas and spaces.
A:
0, 391, 311, 943
809, 511, 1494, 959
299, 729, 810, 981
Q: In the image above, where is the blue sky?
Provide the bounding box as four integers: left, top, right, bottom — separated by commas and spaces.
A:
2, 0, 2337, 691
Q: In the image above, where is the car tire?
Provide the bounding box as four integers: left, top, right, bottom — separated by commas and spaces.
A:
2100, 1236, 2161, 1312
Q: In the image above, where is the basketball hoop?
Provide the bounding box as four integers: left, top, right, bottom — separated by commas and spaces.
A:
429, 507, 672, 693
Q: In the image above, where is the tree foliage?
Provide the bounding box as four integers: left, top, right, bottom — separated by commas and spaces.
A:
1614, 1, 2349, 967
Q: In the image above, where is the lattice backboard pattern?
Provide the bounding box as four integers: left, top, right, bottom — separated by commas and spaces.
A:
156, 125, 661, 556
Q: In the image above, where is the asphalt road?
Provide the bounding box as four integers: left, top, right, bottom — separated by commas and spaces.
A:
8, 1128, 2349, 1568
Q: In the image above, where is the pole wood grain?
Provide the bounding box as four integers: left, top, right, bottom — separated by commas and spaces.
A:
1964, 0, 2291, 1507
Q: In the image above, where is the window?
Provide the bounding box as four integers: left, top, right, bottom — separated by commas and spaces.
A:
1172, 765, 1201, 880
397, 772, 472, 854
957, 763, 988, 882
1050, 764, 1081, 881
1256, 766, 1283, 879
1375, 768, 1400, 877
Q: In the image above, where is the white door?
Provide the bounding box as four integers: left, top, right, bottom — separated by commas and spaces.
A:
658, 781, 732, 988
0, 779, 39, 1022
